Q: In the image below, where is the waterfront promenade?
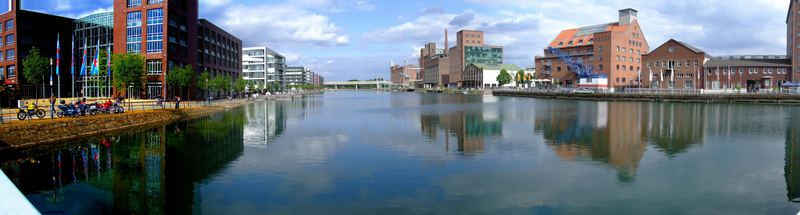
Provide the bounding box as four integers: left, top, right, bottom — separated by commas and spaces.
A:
493, 89, 800, 105
0, 92, 320, 149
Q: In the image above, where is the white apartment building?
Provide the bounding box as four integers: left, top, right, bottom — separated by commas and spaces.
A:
243, 47, 286, 87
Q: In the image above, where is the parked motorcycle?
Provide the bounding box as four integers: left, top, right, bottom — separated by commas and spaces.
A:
112, 102, 125, 114
98, 101, 115, 114
86, 102, 101, 115
16, 106, 46, 121
56, 102, 81, 118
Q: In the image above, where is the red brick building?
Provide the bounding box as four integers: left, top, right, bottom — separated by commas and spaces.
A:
390, 63, 420, 85
788, 0, 800, 82
703, 56, 791, 92
536, 8, 649, 89
642, 39, 708, 89
643, 39, 791, 92
113, 0, 198, 99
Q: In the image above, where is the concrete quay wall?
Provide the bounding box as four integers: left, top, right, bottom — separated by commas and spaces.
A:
492, 90, 800, 105
0, 107, 226, 149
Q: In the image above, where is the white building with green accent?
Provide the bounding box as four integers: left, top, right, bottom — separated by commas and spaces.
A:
464, 63, 523, 88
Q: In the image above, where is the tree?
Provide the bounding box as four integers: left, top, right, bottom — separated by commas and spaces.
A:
197, 70, 211, 98
210, 75, 226, 96
497, 69, 512, 87
224, 76, 233, 95
166, 65, 194, 98
234, 76, 247, 94
267, 82, 281, 93
22, 47, 49, 98
515, 70, 525, 87
246, 81, 255, 93
112, 54, 146, 97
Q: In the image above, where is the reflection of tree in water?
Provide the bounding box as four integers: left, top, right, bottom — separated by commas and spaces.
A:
645, 103, 705, 157
0, 108, 247, 214
165, 109, 245, 214
419, 94, 502, 153
535, 101, 647, 183
785, 110, 800, 202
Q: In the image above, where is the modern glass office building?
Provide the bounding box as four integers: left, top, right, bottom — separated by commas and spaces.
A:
73, 11, 113, 98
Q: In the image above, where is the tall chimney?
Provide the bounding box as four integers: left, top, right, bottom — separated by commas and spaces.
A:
444, 29, 449, 55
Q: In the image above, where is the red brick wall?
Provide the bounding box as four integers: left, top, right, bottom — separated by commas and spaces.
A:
642, 39, 705, 89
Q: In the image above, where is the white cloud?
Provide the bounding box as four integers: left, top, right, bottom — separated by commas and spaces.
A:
200, 0, 232, 8
219, 4, 349, 47
54, 0, 72, 11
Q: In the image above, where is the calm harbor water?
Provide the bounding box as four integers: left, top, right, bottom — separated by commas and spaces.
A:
2, 91, 800, 214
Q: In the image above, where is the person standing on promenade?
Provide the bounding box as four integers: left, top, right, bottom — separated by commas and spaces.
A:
174, 96, 181, 109
49, 94, 56, 119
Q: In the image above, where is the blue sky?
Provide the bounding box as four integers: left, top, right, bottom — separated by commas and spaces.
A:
16, 0, 792, 81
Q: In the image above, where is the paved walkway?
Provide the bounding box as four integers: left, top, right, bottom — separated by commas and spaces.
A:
0, 99, 248, 125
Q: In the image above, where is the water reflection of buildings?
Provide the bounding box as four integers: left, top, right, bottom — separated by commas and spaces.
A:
785, 110, 800, 202
243, 96, 321, 145
0, 108, 247, 214
420, 94, 502, 153
644, 103, 705, 156
535, 101, 706, 182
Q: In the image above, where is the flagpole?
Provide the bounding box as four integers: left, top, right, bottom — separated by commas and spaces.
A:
56, 33, 60, 98
71, 34, 74, 99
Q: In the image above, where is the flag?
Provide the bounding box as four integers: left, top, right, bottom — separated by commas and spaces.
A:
91, 39, 100, 76
55, 33, 60, 76
70, 34, 74, 76
106, 45, 111, 77
80, 38, 87, 76
670, 66, 674, 82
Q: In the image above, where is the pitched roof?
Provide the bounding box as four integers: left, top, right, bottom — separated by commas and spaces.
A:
675, 40, 706, 54
704, 59, 791, 68
471, 63, 523, 71
548, 22, 628, 48
646, 39, 712, 58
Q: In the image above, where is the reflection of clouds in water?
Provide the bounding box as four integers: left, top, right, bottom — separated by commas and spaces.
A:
200, 133, 349, 213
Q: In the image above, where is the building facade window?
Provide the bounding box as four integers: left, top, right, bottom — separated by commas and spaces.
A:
146, 9, 163, 53
4, 19, 13, 31
4, 34, 12, 46
148, 0, 163, 4
7, 65, 14, 79
6, 49, 13, 61
127, 0, 142, 7
127, 12, 142, 53
147, 60, 162, 75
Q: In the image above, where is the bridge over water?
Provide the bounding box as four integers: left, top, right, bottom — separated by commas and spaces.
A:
324, 81, 392, 90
